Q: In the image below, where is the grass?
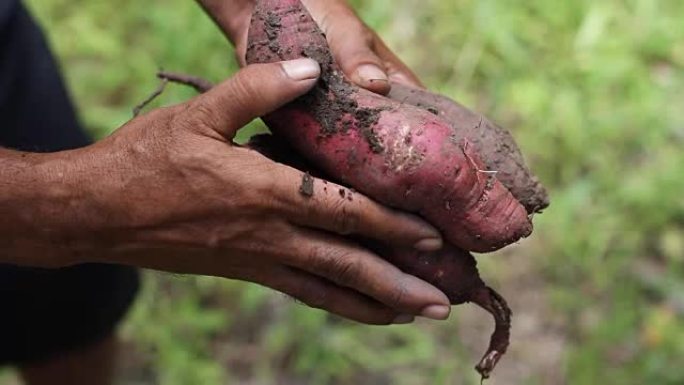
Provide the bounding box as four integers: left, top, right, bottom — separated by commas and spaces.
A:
4, 0, 683, 384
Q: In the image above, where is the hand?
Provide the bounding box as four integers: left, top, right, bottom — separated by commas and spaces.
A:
49, 59, 449, 324
300, 0, 423, 93
198, 0, 423, 94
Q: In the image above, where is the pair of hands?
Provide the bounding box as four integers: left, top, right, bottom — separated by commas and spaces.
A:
62, 1, 450, 324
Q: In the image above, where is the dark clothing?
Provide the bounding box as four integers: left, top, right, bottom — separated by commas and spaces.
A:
0, 2, 139, 365
0, 264, 139, 365
0, 0, 89, 152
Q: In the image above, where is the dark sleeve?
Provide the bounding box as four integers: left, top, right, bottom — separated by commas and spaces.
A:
0, 2, 140, 366
0, 0, 91, 152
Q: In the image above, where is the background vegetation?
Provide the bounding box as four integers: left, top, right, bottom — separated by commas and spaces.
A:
3, 0, 684, 383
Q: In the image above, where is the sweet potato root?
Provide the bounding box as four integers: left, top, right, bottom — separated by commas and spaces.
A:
245, 0, 533, 253
383, 245, 511, 379
388, 84, 549, 214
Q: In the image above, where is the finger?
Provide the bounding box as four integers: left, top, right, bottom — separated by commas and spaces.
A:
187, 59, 320, 139
261, 265, 413, 325
266, 165, 442, 252
372, 36, 425, 89
304, 1, 422, 94
280, 226, 451, 319
307, 3, 391, 94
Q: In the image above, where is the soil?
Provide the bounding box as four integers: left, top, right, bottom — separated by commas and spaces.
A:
247, 0, 388, 155
297, 44, 387, 154
299, 172, 314, 197
388, 83, 550, 214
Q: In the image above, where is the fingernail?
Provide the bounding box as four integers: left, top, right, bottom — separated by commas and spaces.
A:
281, 58, 321, 81
357, 64, 388, 84
420, 304, 451, 320
414, 238, 443, 252
392, 314, 415, 324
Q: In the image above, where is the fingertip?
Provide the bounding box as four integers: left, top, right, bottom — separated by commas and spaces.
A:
414, 238, 443, 252
280, 58, 321, 81
392, 314, 416, 324
357, 63, 387, 82
402, 214, 443, 248
366, 78, 392, 95
353, 64, 391, 95
420, 304, 451, 320
403, 274, 451, 311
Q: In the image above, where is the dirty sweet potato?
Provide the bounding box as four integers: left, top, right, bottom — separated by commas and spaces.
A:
144, 74, 516, 380
248, 134, 510, 379
245, 0, 533, 253
383, 245, 511, 379
144, 0, 548, 378
388, 84, 549, 214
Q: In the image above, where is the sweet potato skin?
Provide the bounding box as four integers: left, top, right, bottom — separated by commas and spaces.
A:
388, 84, 549, 214
382, 244, 511, 378
246, 0, 532, 252
248, 134, 510, 379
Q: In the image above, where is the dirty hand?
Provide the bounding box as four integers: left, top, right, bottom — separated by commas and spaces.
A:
21, 60, 449, 324
197, 0, 422, 94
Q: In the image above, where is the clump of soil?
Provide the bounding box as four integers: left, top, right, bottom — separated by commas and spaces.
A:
246, 3, 387, 154
299, 172, 314, 197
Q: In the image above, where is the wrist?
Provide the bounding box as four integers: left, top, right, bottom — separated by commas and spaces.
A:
0, 148, 106, 267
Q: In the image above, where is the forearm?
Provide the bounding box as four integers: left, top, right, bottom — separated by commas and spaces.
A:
0, 147, 102, 267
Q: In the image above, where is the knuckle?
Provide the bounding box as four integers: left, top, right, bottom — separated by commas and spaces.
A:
329, 199, 360, 235
228, 74, 259, 112
247, 168, 288, 213
310, 246, 365, 287
144, 105, 176, 122
186, 100, 221, 131
239, 236, 272, 256
334, 256, 364, 287
385, 281, 409, 309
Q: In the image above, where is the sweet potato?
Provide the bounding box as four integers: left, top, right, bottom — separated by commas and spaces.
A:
245, 0, 533, 253
143, 0, 546, 377
375, 245, 510, 379
142, 75, 514, 380
248, 134, 510, 379
387, 84, 549, 214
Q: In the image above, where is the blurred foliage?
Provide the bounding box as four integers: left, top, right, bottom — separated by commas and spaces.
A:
6, 0, 683, 384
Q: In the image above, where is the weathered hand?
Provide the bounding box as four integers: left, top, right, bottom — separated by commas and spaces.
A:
198, 0, 423, 94
50, 60, 449, 324
300, 0, 423, 93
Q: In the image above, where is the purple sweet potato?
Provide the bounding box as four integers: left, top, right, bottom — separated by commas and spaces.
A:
245, 0, 533, 253
147, 0, 547, 377
388, 84, 549, 214
248, 134, 510, 379
385, 245, 511, 379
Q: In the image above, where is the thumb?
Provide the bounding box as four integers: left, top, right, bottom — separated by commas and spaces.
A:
191, 59, 320, 139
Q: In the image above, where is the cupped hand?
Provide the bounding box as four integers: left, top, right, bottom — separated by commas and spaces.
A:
73, 59, 449, 324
